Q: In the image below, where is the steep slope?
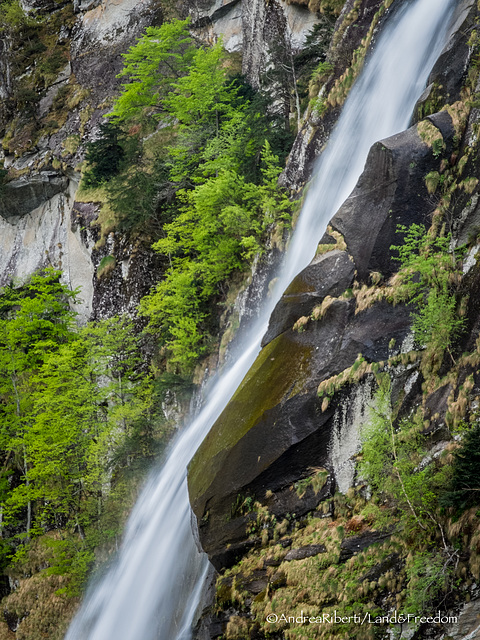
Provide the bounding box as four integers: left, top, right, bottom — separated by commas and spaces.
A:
0, 0, 355, 637
188, 1, 480, 638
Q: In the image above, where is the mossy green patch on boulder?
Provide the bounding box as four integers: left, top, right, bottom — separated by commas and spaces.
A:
188, 330, 315, 512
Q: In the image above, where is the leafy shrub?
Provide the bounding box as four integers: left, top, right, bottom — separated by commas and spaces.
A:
390, 224, 465, 375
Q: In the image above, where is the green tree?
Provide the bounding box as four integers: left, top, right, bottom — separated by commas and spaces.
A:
441, 423, 480, 511
359, 375, 451, 535
140, 143, 292, 370
83, 121, 125, 187
359, 377, 457, 615
110, 19, 195, 123
0, 270, 78, 539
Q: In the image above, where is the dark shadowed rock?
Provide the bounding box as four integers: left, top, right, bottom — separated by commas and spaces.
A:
188, 295, 411, 569
415, 0, 476, 120
426, 111, 457, 156
330, 118, 455, 281
0, 173, 68, 219
262, 250, 355, 347
284, 544, 326, 561
338, 529, 392, 563
358, 553, 401, 582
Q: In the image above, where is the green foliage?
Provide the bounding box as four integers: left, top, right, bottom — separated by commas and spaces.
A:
390, 224, 465, 370
0, 0, 31, 32
97, 254, 116, 278
310, 60, 334, 85
359, 378, 456, 616
405, 551, 453, 614
83, 122, 125, 187
103, 22, 293, 234
165, 40, 235, 129
441, 423, 480, 511
140, 143, 292, 370
43, 536, 95, 597
358, 377, 394, 495
110, 19, 195, 123
101, 19, 296, 369
0, 273, 168, 594
359, 376, 452, 534
105, 143, 177, 233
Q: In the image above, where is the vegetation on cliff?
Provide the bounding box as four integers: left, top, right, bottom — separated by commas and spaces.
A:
0, 270, 172, 638
2, 0, 480, 639
81, 18, 295, 370
194, 5, 480, 637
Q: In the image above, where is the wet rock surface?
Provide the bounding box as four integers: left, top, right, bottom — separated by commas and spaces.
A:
188, 290, 411, 568
187, 109, 461, 571
416, 0, 476, 119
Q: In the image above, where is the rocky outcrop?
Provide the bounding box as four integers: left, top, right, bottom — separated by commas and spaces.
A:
0, 172, 68, 219
189, 0, 321, 79
187, 107, 459, 569
188, 289, 412, 569
262, 249, 355, 345
330, 112, 457, 281
0, 0, 168, 322
281, 0, 387, 191
0, 178, 97, 319
415, 0, 476, 121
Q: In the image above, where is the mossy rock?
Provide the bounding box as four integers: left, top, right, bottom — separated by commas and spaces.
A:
188, 291, 411, 569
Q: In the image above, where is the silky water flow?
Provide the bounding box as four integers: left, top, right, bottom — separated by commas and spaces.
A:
65, 0, 456, 637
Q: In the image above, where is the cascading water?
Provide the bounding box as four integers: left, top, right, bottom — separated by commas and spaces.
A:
65, 0, 456, 638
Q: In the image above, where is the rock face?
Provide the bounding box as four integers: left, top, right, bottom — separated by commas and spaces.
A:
281, 0, 388, 191
415, 0, 476, 121
187, 108, 457, 568
0, 178, 96, 320
330, 113, 456, 281
0, 0, 166, 321
0, 172, 68, 219
262, 249, 355, 345
189, 0, 321, 80
188, 295, 411, 568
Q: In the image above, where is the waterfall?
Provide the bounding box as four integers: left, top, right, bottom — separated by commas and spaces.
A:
65, 0, 455, 638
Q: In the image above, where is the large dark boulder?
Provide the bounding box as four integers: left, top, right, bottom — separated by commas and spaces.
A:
262, 249, 355, 347
330, 115, 456, 281
188, 296, 411, 570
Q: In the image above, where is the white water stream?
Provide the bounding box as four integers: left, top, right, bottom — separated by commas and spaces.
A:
65, 0, 456, 638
